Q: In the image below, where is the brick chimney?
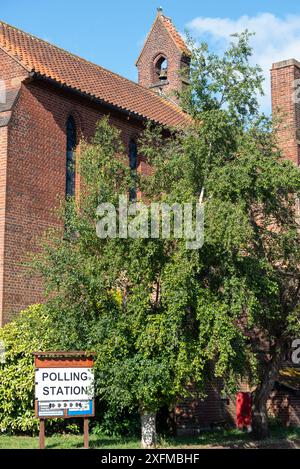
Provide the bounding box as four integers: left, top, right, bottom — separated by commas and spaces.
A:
271, 59, 300, 166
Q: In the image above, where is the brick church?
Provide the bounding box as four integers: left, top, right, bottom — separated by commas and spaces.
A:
0, 9, 191, 325
0, 9, 300, 431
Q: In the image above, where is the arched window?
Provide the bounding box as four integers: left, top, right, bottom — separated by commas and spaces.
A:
66, 116, 77, 197
155, 56, 168, 82
129, 139, 137, 201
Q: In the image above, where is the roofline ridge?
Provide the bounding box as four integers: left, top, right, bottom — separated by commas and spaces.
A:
0, 19, 114, 73
0, 19, 68, 53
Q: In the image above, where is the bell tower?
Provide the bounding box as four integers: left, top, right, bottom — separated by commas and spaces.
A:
136, 8, 190, 100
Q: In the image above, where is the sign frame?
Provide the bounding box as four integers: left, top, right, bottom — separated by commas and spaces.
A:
33, 351, 96, 449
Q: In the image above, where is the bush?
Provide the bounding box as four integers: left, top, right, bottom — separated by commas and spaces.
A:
0, 304, 58, 433
92, 401, 140, 437
0, 304, 142, 436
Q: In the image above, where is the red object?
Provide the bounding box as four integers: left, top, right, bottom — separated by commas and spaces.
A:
236, 392, 252, 429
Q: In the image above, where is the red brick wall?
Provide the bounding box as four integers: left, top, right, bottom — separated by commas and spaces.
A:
1, 77, 145, 324
176, 384, 300, 433
0, 48, 29, 324
271, 59, 300, 166
0, 126, 8, 322
136, 16, 189, 98
0, 47, 28, 90
267, 390, 300, 427
175, 380, 230, 434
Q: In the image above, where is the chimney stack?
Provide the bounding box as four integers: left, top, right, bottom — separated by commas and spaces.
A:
271, 59, 300, 166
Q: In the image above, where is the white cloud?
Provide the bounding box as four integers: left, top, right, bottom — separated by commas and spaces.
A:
186, 13, 300, 113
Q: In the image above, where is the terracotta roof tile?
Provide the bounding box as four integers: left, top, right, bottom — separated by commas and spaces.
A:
160, 15, 191, 57
0, 21, 191, 128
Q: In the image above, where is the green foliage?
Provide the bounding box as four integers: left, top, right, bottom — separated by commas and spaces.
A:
0, 305, 59, 433
180, 31, 264, 125
30, 32, 300, 440
92, 404, 140, 437
143, 37, 300, 398
33, 118, 204, 414
64, 423, 81, 435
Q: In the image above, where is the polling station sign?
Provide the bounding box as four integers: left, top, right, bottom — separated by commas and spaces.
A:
35, 368, 94, 400
33, 352, 95, 419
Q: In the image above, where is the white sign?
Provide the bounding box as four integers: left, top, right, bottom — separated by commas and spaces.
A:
35, 367, 94, 402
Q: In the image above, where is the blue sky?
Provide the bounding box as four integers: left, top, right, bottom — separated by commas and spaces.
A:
2, 1, 300, 111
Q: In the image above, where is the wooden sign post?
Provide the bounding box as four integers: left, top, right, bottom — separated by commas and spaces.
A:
84, 417, 89, 449
33, 351, 96, 449
39, 418, 45, 449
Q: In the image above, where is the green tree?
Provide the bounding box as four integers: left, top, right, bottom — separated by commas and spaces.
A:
170, 31, 300, 439
33, 32, 300, 444
33, 118, 205, 448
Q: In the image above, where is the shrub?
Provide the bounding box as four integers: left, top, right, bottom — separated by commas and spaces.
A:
92, 401, 140, 437
0, 303, 141, 436
0, 304, 58, 433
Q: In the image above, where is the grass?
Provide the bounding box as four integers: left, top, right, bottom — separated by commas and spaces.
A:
1, 425, 300, 449
0, 433, 141, 449
162, 425, 300, 448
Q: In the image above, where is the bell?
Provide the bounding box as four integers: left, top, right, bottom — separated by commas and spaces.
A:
159, 69, 167, 82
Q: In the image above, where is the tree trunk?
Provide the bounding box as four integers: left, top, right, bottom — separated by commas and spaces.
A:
252, 395, 269, 440
252, 346, 286, 440
141, 412, 157, 449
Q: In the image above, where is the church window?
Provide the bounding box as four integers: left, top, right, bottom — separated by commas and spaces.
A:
66, 116, 76, 197
129, 139, 138, 200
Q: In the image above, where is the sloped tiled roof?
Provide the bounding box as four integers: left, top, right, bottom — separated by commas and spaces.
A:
0, 21, 191, 128
160, 14, 191, 57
